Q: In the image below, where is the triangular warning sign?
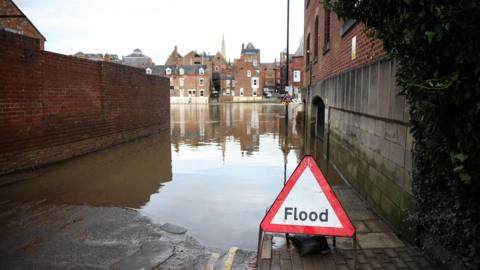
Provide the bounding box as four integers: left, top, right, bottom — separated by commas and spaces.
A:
261, 155, 355, 237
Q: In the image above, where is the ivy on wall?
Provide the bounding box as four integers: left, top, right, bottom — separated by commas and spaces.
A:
326, 0, 480, 268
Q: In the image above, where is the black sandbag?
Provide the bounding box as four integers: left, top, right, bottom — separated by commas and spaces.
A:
290, 235, 331, 256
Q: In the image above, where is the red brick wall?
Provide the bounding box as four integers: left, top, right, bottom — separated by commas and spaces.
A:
0, 30, 169, 176
305, 1, 386, 83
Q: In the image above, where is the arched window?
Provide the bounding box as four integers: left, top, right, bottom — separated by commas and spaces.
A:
179, 68, 185, 75
247, 70, 251, 77
199, 68, 205, 75
166, 67, 172, 75
145, 67, 152, 75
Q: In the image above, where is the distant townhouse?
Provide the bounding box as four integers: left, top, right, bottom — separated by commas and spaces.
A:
230, 42, 264, 102
232, 59, 262, 101
152, 64, 210, 104
0, 0, 46, 49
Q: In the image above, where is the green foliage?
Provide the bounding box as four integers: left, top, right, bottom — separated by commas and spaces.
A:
327, 0, 480, 268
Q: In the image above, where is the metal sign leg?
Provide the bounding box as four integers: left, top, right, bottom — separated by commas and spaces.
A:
256, 226, 263, 267
353, 233, 358, 270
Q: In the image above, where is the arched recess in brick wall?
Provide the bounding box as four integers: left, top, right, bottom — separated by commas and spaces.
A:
312, 96, 325, 141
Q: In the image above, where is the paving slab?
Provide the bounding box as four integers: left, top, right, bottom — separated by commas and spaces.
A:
258, 186, 435, 270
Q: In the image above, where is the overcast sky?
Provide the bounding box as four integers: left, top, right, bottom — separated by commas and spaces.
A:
15, 0, 304, 64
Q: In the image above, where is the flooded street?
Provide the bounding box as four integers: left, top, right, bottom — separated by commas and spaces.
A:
143, 103, 305, 251
0, 103, 308, 251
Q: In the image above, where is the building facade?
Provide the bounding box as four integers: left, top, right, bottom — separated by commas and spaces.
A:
0, 0, 45, 49
302, 0, 413, 239
158, 41, 272, 103
152, 65, 210, 104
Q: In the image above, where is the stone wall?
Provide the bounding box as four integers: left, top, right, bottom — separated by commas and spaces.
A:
302, 58, 415, 238
0, 30, 170, 177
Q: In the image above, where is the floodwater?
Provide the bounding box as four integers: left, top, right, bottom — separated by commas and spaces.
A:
0, 103, 342, 251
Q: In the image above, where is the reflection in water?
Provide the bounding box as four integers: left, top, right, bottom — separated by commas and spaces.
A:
141, 103, 304, 251
0, 132, 172, 208
0, 103, 308, 251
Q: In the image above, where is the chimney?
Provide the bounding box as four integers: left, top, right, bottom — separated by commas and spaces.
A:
242, 43, 245, 51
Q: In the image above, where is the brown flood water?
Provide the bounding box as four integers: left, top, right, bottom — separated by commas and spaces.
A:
0, 103, 344, 251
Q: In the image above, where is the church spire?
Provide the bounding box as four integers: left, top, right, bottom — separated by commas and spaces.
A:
221, 34, 227, 60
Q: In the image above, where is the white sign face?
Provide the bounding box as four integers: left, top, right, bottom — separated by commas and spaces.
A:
271, 167, 342, 228
261, 155, 355, 237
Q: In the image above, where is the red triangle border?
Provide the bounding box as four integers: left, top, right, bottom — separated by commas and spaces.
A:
260, 155, 355, 237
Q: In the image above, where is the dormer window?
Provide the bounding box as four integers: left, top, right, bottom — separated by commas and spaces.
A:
145, 67, 152, 75
199, 68, 205, 75
179, 68, 185, 75
166, 67, 172, 75
247, 70, 251, 77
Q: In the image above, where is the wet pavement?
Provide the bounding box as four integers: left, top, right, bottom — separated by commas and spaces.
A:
0, 200, 256, 269
258, 186, 434, 270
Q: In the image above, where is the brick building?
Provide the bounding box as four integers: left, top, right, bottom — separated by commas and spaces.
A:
232, 60, 261, 100
159, 40, 273, 103
152, 64, 210, 104
230, 43, 263, 102
302, 0, 413, 238
260, 62, 279, 95
0, 0, 45, 49
239, 42, 260, 68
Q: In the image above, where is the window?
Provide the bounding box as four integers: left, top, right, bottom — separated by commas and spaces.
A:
247, 70, 251, 77
253, 59, 258, 67
323, 7, 331, 53
251, 78, 259, 88
293, 70, 301, 82
253, 90, 257, 96
226, 88, 231, 95
179, 68, 185, 75
180, 89, 184, 97
215, 66, 219, 71
226, 79, 231, 86
179, 78, 184, 87
146, 67, 152, 75
170, 77, 174, 86
240, 88, 244, 96
306, 34, 311, 65
341, 19, 357, 36
199, 78, 204, 86
199, 68, 205, 75
200, 90, 204, 97
314, 16, 319, 58
166, 67, 172, 75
